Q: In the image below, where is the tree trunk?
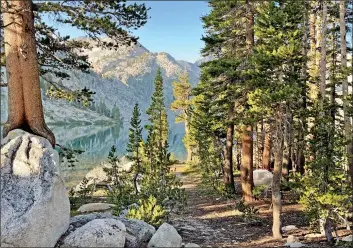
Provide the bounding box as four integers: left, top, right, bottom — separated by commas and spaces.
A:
224, 122, 235, 193
308, 2, 318, 101
185, 118, 192, 163
262, 124, 272, 171
330, 24, 337, 122
241, 0, 255, 203
282, 142, 290, 182
319, 218, 334, 243
340, 0, 353, 192
282, 114, 293, 181
2, 0, 55, 146
297, 4, 309, 176
297, 151, 305, 175
134, 147, 140, 195
272, 115, 284, 239
241, 125, 254, 202
319, 1, 327, 104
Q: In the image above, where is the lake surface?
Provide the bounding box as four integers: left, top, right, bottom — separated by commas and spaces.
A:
1, 120, 186, 188
0, 122, 126, 188
51, 122, 127, 187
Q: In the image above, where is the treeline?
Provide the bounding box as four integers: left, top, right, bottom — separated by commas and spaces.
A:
171, 0, 353, 242
89, 101, 121, 120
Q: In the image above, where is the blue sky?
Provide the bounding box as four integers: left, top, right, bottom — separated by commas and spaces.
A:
132, 1, 210, 62
49, 1, 210, 63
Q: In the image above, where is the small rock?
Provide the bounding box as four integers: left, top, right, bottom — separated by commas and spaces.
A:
177, 224, 196, 232
147, 223, 182, 248
342, 235, 353, 242
62, 218, 126, 247
285, 242, 305, 248
282, 225, 298, 232
287, 235, 299, 243
185, 243, 200, 247
77, 203, 116, 213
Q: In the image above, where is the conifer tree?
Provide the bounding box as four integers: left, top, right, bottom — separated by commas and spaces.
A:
171, 72, 193, 162
127, 103, 143, 194
253, 0, 306, 238
141, 69, 185, 212
146, 68, 169, 153
145, 68, 170, 180
197, 0, 258, 196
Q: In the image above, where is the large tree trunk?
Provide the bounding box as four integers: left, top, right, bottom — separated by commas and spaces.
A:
319, 1, 327, 105
262, 124, 272, 171
272, 114, 284, 239
2, 0, 55, 146
340, 0, 353, 193
308, 2, 318, 101
297, 5, 309, 176
241, 125, 254, 202
241, 0, 255, 203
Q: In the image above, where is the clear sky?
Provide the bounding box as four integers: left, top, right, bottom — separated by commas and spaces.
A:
49, 1, 210, 63
132, 1, 210, 63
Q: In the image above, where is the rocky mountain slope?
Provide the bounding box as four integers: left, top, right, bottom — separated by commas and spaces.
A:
0, 38, 201, 161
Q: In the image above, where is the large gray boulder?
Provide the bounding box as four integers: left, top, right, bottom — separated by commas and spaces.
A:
62, 218, 126, 247
253, 169, 273, 187
0, 130, 70, 247
63, 213, 155, 248
147, 223, 182, 248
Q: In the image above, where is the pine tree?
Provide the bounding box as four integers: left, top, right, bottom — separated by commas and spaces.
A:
127, 103, 143, 195
145, 68, 169, 165
339, 0, 353, 199
197, 0, 252, 194
253, 0, 307, 238
171, 72, 193, 162
141, 68, 185, 213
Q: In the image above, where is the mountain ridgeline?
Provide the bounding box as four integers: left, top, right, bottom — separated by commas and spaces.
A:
1, 38, 202, 166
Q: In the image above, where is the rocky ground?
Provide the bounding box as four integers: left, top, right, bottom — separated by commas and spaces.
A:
169, 164, 352, 248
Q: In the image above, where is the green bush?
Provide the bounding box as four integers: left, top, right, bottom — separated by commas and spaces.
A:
252, 185, 269, 199
235, 199, 259, 221
127, 195, 167, 227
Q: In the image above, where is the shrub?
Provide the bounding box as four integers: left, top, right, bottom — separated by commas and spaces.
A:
127, 195, 167, 227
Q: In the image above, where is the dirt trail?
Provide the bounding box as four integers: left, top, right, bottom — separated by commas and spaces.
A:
169, 164, 350, 248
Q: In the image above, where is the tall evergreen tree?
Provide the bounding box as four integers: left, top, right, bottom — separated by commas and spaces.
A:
146, 68, 169, 150
171, 72, 193, 162
253, 0, 307, 238
127, 103, 143, 194
339, 0, 353, 198
197, 0, 256, 195
145, 68, 169, 176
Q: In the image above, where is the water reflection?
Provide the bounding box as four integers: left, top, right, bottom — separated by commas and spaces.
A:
50, 122, 126, 187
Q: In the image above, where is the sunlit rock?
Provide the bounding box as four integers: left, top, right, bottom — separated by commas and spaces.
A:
0, 130, 70, 247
